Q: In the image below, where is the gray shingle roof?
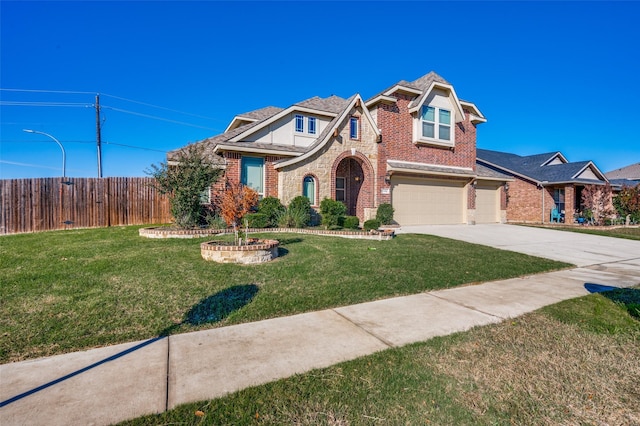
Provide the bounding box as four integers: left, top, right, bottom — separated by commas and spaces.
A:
605, 162, 640, 180
295, 95, 349, 114
170, 95, 354, 164
387, 160, 475, 177
366, 71, 449, 104
477, 148, 605, 184
236, 106, 284, 121
476, 163, 512, 179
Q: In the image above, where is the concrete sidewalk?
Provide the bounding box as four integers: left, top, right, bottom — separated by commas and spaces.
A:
2, 226, 639, 425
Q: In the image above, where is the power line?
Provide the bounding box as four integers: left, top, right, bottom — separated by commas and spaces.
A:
0, 101, 92, 108
103, 141, 168, 153
100, 92, 220, 121
0, 88, 96, 95
0, 140, 94, 144
0, 159, 71, 171
101, 105, 219, 131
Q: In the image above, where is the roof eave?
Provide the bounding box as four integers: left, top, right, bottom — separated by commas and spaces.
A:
407, 82, 466, 123
213, 144, 302, 157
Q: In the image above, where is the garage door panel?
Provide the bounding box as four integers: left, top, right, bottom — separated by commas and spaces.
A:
476, 183, 500, 223
391, 177, 465, 225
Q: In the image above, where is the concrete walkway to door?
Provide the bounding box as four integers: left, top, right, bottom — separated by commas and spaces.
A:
397, 224, 640, 268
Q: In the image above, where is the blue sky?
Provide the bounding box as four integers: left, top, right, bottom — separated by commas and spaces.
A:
1, 1, 639, 179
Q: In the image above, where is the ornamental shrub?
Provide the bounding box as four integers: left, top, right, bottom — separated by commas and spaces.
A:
244, 213, 269, 228
376, 203, 394, 225
257, 196, 286, 227
363, 219, 381, 231
288, 195, 312, 227
320, 198, 346, 228
343, 216, 360, 229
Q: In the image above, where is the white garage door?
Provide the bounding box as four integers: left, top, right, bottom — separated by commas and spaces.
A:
476, 182, 500, 223
391, 176, 466, 225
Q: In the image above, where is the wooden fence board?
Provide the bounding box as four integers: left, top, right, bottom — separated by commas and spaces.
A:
0, 177, 172, 234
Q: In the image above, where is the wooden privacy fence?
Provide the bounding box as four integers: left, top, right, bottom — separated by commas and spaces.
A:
0, 177, 172, 235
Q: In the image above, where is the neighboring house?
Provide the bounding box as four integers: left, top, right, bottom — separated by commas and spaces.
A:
605, 162, 640, 186
477, 149, 611, 223
170, 71, 510, 225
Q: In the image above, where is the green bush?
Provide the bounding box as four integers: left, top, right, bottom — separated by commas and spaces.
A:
204, 213, 227, 230
343, 216, 360, 229
363, 219, 381, 231
376, 203, 394, 225
244, 213, 269, 228
320, 198, 346, 228
288, 196, 312, 227
146, 144, 223, 229
257, 196, 286, 227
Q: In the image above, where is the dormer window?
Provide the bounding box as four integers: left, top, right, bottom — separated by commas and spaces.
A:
421, 106, 451, 141
308, 117, 316, 135
295, 114, 304, 132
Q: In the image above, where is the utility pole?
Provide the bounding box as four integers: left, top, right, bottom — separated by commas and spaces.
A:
96, 93, 103, 178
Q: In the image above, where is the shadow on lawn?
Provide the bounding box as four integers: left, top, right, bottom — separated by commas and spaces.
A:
585, 283, 640, 320
160, 284, 259, 336
1, 285, 260, 409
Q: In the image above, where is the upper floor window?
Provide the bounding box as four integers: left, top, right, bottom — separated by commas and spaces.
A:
308, 117, 316, 135
421, 106, 451, 141
295, 114, 304, 132
349, 117, 359, 140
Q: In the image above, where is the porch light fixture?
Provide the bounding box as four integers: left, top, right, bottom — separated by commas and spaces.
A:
504, 183, 509, 191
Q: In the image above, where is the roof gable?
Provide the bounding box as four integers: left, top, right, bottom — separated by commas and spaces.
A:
229, 95, 348, 143
477, 148, 608, 184
225, 106, 284, 132
274, 94, 380, 169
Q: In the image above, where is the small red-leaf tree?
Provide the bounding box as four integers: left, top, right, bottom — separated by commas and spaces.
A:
217, 183, 259, 228
613, 183, 640, 223
581, 183, 614, 225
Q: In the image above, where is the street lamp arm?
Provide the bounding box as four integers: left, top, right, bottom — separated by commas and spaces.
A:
23, 129, 66, 178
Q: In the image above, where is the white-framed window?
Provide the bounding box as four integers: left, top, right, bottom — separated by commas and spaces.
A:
199, 188, 211, 204
241, 156, 264, 196
303, 175, 316, 205
295, 114, 304, 133
421, 106, 451, 141
335, 177, 345, 202
349, 117, 359, 140
553, 188, 565, 212
308, 117, 316, 135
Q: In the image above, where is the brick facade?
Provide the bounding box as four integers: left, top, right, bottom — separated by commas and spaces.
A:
375, 93, 479, 211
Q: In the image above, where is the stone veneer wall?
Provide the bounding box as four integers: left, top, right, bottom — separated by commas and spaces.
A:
278, 104, 379, 216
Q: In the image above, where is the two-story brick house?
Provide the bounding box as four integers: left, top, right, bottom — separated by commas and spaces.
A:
169, 71, 510, 225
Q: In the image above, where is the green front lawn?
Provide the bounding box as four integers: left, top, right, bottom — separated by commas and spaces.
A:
535, 225, 640, 241
0, 226, 569, 363
121, 287, 640, 425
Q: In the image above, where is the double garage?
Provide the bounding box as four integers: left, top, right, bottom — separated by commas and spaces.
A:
390, 176, 501, 225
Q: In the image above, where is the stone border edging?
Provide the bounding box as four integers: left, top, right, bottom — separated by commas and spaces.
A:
139, 226, 395, 241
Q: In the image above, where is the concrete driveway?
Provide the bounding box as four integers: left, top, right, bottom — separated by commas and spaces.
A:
397, 224, 640, 268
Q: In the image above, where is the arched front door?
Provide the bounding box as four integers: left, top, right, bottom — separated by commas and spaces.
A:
335, 157, 365, 217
